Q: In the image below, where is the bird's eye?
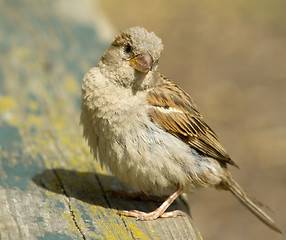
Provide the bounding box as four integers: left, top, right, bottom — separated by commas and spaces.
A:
124, 44, 132, 53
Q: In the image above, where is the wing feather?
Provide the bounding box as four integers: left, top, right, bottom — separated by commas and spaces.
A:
147, 75, 238, 167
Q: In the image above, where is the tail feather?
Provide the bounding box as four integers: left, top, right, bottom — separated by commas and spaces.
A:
227, 177, 282, 234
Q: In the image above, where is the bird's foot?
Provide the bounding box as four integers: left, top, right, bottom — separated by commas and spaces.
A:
118, 209, 185, 221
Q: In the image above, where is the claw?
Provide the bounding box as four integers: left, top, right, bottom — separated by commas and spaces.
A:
117, 189, 184, 221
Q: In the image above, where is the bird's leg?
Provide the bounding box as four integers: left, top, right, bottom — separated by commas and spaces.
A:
118, 189, 185, 221
106, 190, 166, 201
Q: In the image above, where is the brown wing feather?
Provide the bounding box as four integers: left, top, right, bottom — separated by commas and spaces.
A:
147, 75, 238, 167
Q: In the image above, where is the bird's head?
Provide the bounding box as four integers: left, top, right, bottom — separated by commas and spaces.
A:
99, 27, 163, 90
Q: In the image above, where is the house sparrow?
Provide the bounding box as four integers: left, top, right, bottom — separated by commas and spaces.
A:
81, 26, 281, 233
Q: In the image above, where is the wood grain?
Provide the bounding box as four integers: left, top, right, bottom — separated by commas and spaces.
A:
0, 0, 202, 239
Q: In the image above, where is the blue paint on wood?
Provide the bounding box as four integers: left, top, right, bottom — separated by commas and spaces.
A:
0, 66, 4, 90
0, 154, 44, 190
55, 200, 66, 209
77, 204, 96, 232
0, 123, 22, 150
0, 123, 44, 190
38, 232, 75, 240
37, 216, 44, 222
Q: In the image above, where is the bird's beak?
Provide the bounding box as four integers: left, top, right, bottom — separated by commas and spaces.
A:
129, 53, 153, 74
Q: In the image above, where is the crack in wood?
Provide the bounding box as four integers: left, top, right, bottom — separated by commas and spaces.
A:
53, 169, 86, 240
120, 216, 136, 240
94, 173, 111, 208
93, 173, 136, 239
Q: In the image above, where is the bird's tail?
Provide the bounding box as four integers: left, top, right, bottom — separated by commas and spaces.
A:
225, 176, 282, 233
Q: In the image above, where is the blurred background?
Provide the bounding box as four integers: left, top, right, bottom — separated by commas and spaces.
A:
98, 0, 286, 239
1, 0, 285, 239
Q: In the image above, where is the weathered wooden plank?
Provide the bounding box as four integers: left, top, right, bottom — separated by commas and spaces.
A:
0, 0, 202, 239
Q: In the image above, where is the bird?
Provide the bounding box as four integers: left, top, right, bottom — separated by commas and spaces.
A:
80, 26, 281, 233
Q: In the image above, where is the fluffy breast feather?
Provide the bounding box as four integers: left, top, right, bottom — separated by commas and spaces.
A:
81, 67, 225, 193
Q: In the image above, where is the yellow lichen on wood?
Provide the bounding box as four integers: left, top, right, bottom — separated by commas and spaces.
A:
0, 95, 15, 113
88, 205, 133, 240
64, 77, 79, 93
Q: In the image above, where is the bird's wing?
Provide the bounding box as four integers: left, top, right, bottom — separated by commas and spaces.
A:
147, 75, 237, 167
